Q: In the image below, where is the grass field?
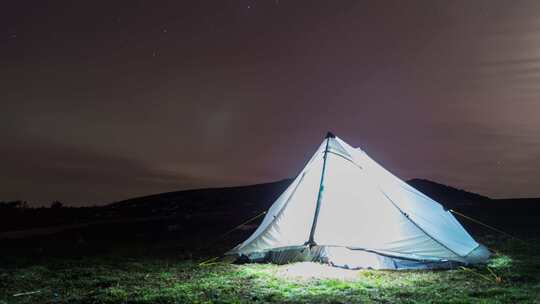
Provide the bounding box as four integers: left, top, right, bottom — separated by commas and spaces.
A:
1, 236, 539, 304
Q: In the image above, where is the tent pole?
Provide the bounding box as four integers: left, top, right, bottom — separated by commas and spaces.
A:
306, 131, 334, 247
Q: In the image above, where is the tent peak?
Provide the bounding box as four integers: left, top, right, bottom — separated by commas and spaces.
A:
325, 131, 335, 139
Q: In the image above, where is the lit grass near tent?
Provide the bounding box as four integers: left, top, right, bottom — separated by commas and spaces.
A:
0, 237, 538, 303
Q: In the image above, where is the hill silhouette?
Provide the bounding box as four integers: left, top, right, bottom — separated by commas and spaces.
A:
109, 177, 491, 214
86, 177, 540, 237
406, 178, 491, 207
1, 178, 538, 236
103, 179, 293, 223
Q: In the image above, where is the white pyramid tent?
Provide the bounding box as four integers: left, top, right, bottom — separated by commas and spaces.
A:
227, 133, 490, 270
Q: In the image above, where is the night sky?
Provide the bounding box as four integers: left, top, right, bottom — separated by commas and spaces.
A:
2, 1, 540, 206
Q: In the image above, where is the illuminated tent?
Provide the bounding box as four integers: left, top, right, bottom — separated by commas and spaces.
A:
227, 133, 490, 270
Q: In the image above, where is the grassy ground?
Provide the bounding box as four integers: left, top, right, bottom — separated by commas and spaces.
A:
1, 236, 539, 304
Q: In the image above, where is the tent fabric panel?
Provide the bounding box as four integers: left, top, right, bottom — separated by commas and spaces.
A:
359, 151, 478, 256
230, 142, 325, 254
334, 137, 479, 257
313, 152, 461, 260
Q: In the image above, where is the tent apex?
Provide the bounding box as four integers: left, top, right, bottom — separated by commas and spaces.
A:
325, 131, 335, 139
